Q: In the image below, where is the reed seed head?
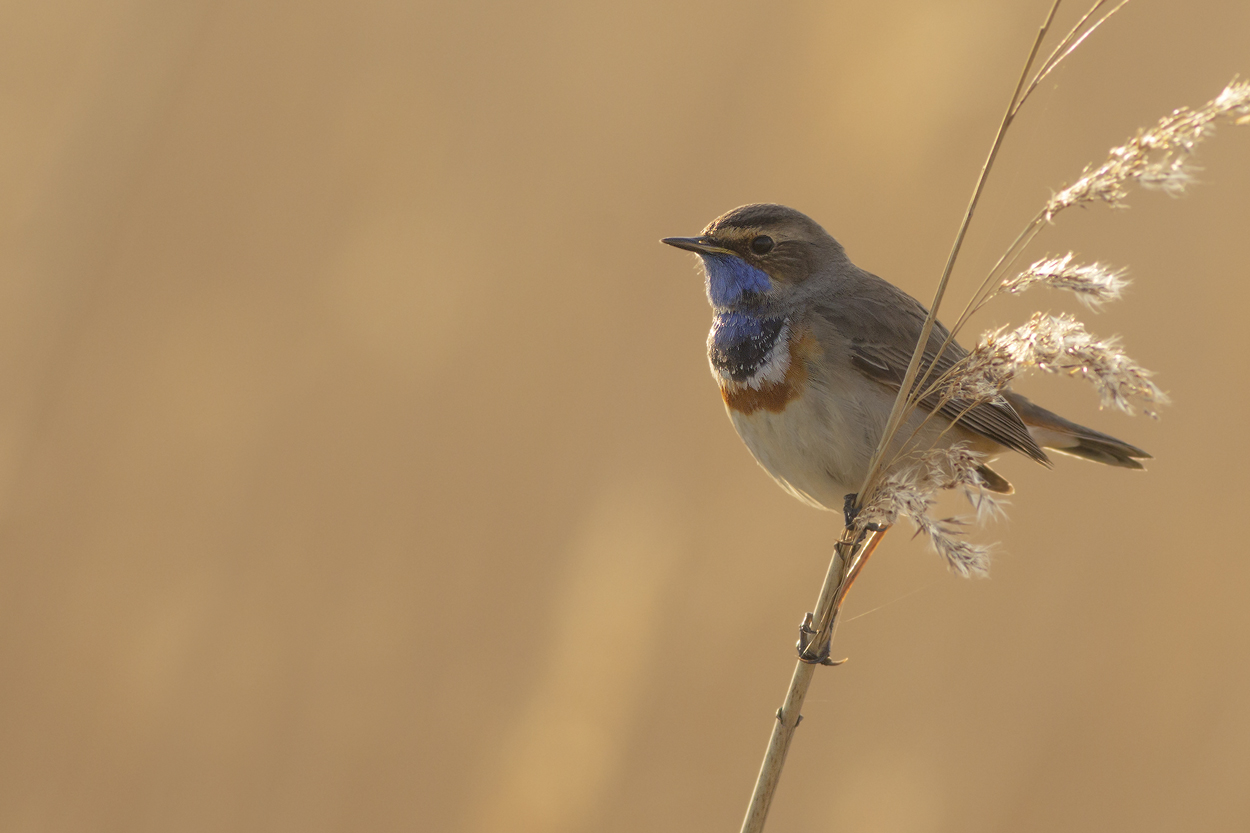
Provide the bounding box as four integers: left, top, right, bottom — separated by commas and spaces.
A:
1002, 254, 1129, 309
1045, 79, 1250, 219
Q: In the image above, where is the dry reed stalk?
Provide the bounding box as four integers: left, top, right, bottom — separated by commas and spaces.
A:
738, 526, 884, 833
739, 1, 1249, 829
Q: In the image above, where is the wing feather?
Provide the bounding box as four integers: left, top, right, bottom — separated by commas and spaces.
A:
849, 341, 1049, 464
809, 272, 1050, 465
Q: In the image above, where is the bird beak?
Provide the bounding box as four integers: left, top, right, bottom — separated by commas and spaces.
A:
660, 236, 735, 256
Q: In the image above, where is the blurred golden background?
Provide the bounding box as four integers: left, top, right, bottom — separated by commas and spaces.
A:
1, 1, 1247, 831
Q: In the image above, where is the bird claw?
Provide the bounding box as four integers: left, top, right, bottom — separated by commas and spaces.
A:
843, 493, 886, 532
796, 611, 847, 666
843, 494, 857, 527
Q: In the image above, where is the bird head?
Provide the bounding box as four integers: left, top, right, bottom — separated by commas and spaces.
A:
662, 203, 846, 312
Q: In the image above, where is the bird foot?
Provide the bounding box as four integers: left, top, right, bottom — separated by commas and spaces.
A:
843, 493, 886, 531
796, 612, 847, 666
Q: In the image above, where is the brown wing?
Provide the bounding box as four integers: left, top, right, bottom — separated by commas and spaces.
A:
849, 340, 1050, 465
809, 271, 1050, 466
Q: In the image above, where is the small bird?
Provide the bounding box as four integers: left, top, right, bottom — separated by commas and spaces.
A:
663, 203, 1149, 519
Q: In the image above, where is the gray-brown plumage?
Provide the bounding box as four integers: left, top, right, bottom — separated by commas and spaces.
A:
663, 203, 1149, 508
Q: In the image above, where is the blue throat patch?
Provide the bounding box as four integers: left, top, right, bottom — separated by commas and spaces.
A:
709, 312, 787, 383
702, 254, 771, 308
702, 255, 782, 382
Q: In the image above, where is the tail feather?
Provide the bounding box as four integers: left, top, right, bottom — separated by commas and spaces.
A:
1054, 437, 1147, 469
975, 464, 1014, 494
1003, 392, 1150, 470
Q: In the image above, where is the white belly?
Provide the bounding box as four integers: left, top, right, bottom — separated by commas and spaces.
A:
726, 373, 887, 511
726, 374, 988, 512
712, 318, 1000, 511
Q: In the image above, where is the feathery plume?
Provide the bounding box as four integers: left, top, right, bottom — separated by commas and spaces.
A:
1045, 79, 1250, 218
959, 313, 1167, 417
740, 15, 1238, 829
1001, 253, 1129, 309
859, 447, 997, 578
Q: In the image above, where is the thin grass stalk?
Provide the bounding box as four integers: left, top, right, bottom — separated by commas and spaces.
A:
1017, 0, 1132, 113
871, 0, 1135, 477
738, 526, 886, 833
956, 1, 1132, 325
913, 213, 1047, 400
856, 0, 1062, 507
922, 57, 1247, 403
738, 3, 1158, 830
741, 6, 1065, 828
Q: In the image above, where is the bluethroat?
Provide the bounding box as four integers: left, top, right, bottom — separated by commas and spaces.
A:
663, 204, 1148, 522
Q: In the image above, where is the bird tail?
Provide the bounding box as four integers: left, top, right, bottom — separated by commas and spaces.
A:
1004, 392, 1151, 470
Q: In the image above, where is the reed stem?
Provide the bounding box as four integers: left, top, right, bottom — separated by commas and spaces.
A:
738, 527, 885, 833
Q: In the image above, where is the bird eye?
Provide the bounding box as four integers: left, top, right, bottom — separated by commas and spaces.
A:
749, 235, 774, 255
